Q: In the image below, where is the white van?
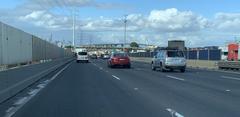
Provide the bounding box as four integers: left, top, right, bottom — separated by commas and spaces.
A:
76, 49, 89, 63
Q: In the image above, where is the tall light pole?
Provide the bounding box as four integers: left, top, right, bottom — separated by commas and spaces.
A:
72, 8, 76, 50
123, 15, 128, 49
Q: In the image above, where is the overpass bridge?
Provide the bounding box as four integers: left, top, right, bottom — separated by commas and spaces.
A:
77, 43, 156, 51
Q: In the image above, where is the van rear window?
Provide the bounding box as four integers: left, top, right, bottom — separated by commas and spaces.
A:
167, 51, 184, 57
78, 52, 87, 55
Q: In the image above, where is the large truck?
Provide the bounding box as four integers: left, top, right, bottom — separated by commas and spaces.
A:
168, 40, 185, 50
227, 43, 239, 61
218, 43, 240, 70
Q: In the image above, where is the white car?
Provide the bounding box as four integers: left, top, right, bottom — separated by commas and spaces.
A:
151, 49, 186, 72
76, 51, 89, 63
102, 54, 110, 59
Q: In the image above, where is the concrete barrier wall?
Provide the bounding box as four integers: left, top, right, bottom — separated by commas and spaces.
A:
130, 57, 218, 69
64, 48, 72, 57
1, 23, 32, 65
32, 36, 46, 61
32, 36, 66, 61
0, 21, 73, 66
187, 60, 218, 69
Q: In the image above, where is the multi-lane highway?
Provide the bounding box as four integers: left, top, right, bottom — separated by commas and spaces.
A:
1, 59, 240, 117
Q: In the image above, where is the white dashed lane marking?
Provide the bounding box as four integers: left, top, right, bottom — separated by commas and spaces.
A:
112, 75, 120, 80
166, 108, 184, 117
166, 75, 185, 81
221, 76, 240, 81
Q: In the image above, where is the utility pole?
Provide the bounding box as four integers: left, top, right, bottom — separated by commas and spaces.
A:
123, 15, 128, 49
50, 33, 52, 43
90, 34, 93, 47
80, 30, 83, 46
78, 24, 84, 47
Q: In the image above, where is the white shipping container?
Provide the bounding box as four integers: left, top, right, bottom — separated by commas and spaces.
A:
219, 46, 228, 60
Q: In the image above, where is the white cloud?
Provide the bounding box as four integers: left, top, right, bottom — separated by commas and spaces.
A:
2, 2, 238, 47
19, 10, 71, 29
147, 8, 209, 32
213, 12, 240, 32
80, 8, 209, 33
127, 14, 146, 26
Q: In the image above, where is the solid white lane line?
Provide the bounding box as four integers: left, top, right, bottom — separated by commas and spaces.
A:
221, 76, 240, 81
4, 63, 71, 117
166, 75, 185, 81
50, 63, 71, 81
166, 108, 184, 117
112, 75, 120, 80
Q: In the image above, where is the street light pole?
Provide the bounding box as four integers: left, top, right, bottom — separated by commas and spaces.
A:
72, 8, 76, 50
123, 15, 128, 50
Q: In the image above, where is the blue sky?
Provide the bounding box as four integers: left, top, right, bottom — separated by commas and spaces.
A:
2, 0, 240, 18
1, 0, 240, 47
2, 0, 238, 18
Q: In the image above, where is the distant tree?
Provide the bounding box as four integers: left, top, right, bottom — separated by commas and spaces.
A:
130, 42, 139, 48
65, 45, 74, 49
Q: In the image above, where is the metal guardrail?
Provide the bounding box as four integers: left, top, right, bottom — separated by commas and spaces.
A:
218, 61, 240, 69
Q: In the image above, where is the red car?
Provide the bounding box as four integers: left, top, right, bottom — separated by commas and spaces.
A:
108, 53, 131, 68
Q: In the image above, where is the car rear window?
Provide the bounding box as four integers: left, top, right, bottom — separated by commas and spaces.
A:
78, 52, 87, 55
113, 53, 128, 57
167, 51, 184, 57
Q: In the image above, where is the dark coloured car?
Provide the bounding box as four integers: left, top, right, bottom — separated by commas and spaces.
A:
108, 53, 131, 68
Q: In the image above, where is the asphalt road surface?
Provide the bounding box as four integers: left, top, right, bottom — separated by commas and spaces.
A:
2, 59, 240, 117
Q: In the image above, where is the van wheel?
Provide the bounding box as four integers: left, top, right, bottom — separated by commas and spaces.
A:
151, 63, 156, 71
160, 63, 166, 72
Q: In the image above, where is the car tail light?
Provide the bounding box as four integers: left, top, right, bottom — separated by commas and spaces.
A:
111, 58, 118, 62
